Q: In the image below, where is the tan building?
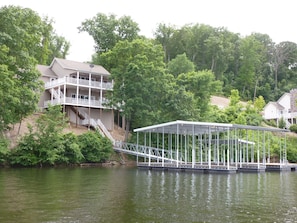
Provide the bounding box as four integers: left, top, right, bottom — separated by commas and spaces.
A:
37, 58, 116, 140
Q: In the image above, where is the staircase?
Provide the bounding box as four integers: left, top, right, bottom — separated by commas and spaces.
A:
75, 107, 115, 144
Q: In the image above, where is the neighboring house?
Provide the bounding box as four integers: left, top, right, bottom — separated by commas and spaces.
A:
263, 89, 297, 128
37, 58, 116, 141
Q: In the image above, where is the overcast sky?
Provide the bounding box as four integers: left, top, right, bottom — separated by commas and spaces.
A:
1, 0, 297, 62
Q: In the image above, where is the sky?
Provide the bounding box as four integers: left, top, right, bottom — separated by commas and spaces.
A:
1, 0, 297, 62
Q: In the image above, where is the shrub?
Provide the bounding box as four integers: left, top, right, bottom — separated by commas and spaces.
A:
289, 124, 297, 133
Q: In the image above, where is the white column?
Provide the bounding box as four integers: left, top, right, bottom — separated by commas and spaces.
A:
76, 71, 79, 105
176, 125, 179, 167
208, 127, 211, 169
192, 125, 195, 168
162, 127, 164, 167
227, 128, 230, 170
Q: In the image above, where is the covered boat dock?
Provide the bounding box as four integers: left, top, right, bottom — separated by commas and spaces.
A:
133, 120, 289, 173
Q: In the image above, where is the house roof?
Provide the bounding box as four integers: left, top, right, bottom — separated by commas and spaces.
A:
264, 102, 285, 110
51, 58, 110, 76
277, 92, 290, 103
36, 64, 57, 77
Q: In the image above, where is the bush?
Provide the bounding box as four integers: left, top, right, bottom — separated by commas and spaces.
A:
57, 133, 84, 164
289, 124, 297, 133
0, 137, 9, 165
78, 131, 113, 163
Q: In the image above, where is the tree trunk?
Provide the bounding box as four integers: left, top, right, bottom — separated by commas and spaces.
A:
124, 119, 130, 142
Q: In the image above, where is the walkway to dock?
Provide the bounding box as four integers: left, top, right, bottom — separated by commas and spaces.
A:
114, 120, 295, 173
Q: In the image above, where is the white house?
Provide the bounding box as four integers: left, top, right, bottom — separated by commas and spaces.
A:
37, 58, 117, 141
263, 89, 297, 128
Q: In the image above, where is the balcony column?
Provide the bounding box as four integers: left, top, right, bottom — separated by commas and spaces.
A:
76, 71, 79, 105
100, 75, 103, 107
88, 72, 91, 129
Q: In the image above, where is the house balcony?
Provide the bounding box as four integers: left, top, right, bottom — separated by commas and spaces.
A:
44, 97, 111, 109
45, 76, 113, 90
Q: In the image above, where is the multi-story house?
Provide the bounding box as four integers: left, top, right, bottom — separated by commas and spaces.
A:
263, 89, 297, 128
37, 58, 115, 141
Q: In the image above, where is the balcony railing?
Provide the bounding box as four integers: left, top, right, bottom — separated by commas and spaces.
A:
44, 97, 110, 108
45, 77, 113, 90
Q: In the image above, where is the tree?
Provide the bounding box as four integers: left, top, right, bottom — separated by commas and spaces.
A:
78, 13, 140, 53
46, 34, 70, 64
167, 53, 195, 77
154, 23, 176, 62
177, 70, 222, 119
0, 6, 70, 134
78, 131, 113, 163
9, 105, 67, 167
99, 39, 166, 140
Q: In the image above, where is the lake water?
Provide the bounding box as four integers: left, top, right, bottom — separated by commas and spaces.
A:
0, 167, 297, 223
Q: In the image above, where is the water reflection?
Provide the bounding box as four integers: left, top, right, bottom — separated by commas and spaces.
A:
0, 168, 297, 222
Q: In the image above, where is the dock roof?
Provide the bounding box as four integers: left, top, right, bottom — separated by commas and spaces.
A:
134, 120, 288, 135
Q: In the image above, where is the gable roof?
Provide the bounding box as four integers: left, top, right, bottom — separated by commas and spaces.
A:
264, 102, 285, 110
277, 92, 290, 103
37, 64, 57, 77
50, 58, 110, 76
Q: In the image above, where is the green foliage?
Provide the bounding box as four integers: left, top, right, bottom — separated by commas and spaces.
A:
289, 124, 297, 133
78, 131, 113, 163
278, 117, 286, 129
79, 13, 140, 52
167, 53, 195, 76
99, 39, 167, 136
9, 105, 67, 167
0, 5, 69, 134
0, 137, 9, 165
254, 95, 266, 112
57, 133, 83, 164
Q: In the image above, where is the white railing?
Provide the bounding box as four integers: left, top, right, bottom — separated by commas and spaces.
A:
77, 108, 115, 144
44, 97, 110, 108
45, 77, 113, 90
113, 142, 184, 162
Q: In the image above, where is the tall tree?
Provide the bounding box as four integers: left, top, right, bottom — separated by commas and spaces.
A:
167, 53, 195, 77
0, 6, 51, 133
78, 13, 140, 53
154, 23, 176, 62
177, 70, 222, 120
99, 39, 166, 140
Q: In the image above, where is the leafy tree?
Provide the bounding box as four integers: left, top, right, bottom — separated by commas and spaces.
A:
167, 53, 195, 77
177, 70, 222, 119
9, 105, 67, 167
0, 6, 69, 135
161, 74, 199, 121
99, 39, 166, 140
78, 131, 113, 163
154, 23, 176, 62
78, 13, 140, 53
254, 95, 266, 112
278, 117, 286, 129
57, 133, 83, 164
46, 34, 70, 64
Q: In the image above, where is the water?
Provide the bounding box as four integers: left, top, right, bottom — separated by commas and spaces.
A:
0, 167, 297, 223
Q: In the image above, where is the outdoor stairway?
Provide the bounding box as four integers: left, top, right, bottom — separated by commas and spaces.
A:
76, 107, 115, 144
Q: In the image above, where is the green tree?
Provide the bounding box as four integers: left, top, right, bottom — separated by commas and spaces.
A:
78, 13, 140, 52
9, 105, 67, 167
46, 34, 70, 64
57, 133, 83, 164
177, 70, 222, 119
154, 23, 176, 62
78, 131, 113, 163
167, 53, 195, 77
0, 6, 68, 134
99, 39, 166, 140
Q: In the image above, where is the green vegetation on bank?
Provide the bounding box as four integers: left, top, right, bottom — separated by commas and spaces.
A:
1, 6, 297, 165
1, 106, 113, 167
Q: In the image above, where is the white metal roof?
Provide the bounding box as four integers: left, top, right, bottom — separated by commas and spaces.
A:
133, 120, 288, 135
